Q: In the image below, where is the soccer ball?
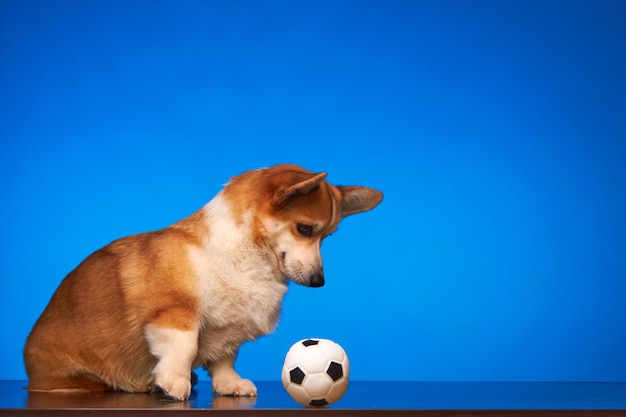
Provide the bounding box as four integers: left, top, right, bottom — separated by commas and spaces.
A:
281, 338, 350, 407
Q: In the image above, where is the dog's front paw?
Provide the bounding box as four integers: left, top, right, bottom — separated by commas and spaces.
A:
155, 374, 192, 401
212, 376, 257, 397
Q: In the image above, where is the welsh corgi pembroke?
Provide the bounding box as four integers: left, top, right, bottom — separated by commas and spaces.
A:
24, 164, 383, 400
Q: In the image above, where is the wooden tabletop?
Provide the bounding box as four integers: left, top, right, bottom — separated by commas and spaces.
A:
1, 380, 625, 416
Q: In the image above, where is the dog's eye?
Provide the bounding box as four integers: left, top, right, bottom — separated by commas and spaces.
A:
296, 223, 314, 237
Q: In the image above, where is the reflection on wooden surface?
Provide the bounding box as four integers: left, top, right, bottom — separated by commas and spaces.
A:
0, 381, 625, 416
27, 390, 191, 409
211, 395, 257, 409
26, 387, 258, 410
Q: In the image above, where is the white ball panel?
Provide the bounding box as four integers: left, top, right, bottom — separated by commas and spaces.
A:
326, 377, 349, 403
298, 348, 329, 374
319, 339, 346, 362
302, 372, 332, 398
285, 383, 310, 406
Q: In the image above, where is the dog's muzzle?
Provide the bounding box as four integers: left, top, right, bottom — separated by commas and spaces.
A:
309, 272, 325, 287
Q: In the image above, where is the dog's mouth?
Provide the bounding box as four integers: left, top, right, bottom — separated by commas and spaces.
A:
274, 251, 289, 282
276, 251, 324, 287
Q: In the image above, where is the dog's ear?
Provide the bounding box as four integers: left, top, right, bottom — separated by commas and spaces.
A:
272, 172, 328, 205
338, 186, 383, 217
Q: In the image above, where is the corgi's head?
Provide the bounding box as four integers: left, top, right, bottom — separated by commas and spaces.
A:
224, 164, 383, 287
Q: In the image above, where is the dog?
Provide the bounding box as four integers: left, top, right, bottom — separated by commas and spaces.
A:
23, 164, 383, 401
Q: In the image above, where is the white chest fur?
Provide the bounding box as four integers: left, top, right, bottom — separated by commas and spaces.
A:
187, 193, 288, 361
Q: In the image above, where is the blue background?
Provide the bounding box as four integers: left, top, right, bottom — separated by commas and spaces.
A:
1, 1, 625, 382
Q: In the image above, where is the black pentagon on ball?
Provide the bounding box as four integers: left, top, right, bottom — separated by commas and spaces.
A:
309, 399, 329, 407
289, 367, 305, 385
326, 361, 343, 381
302, 339, 319, 347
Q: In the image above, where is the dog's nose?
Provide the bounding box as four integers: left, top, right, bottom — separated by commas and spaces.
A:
309, 272, 325, 287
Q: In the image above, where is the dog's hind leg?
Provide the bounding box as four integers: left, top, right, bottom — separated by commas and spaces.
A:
25, 359, 109, 393
24, 342, 109, 393
27, 373, 109, 393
